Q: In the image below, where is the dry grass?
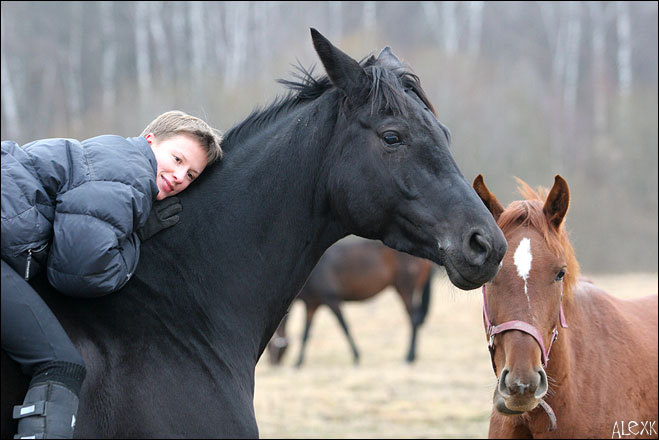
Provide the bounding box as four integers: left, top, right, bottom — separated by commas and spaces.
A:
254, 272, 658, 438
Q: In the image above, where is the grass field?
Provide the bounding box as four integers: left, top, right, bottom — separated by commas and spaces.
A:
253, 272, 658, 439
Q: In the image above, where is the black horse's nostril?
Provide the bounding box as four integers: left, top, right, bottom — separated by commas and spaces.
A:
464, 230, 491, 266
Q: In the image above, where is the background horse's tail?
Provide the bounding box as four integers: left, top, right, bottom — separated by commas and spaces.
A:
414, 265, 435, 327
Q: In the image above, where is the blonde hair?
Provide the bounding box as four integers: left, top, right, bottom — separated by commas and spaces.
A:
141, 110, 223, 164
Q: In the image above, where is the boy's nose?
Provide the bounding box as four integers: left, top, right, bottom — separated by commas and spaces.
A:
173, 169, 185, 182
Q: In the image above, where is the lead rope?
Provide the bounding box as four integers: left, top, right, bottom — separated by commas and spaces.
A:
538, 399, 557, 431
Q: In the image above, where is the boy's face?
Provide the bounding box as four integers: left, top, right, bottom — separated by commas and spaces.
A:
146, 133, 208, 200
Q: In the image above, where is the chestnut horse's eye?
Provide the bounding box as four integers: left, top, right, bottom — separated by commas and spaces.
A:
555, 269, 566, 282
383, 131, 401, 146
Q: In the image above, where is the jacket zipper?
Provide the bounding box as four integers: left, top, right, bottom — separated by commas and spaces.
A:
24, 250, 32, 280
24, 243, 49, 280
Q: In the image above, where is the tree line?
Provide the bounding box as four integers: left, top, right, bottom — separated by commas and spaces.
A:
1, 1, 657, 273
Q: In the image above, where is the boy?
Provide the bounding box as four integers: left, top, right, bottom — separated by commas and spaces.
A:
1, 110, 223, 439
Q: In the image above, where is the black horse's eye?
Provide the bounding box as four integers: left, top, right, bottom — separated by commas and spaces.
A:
383, 131, 401, 146
555, 268, 566, 282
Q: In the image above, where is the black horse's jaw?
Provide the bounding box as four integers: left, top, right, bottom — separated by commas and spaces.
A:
440, 247, 485, 290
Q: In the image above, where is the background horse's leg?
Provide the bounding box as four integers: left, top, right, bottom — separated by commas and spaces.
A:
326, 302, 360, 365
295, 303, 318, 368
396, 285, 419, 363
406, 320, 419, 363
397, 263, 434, 363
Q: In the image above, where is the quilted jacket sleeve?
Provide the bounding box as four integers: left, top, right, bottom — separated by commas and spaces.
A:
45, 135, 157, 297
46, 181, 148, 297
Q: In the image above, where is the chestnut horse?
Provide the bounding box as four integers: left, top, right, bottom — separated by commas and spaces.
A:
266, 237, 434, 367
473, 174, 658, 438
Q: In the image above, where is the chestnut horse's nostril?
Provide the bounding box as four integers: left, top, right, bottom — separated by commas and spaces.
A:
502, 368, 544, 397
535, 368, 548, 398
498, 367, 511, 398
464, 229, 491, 266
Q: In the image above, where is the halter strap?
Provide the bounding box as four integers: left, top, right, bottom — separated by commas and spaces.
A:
482, 284, 567, 370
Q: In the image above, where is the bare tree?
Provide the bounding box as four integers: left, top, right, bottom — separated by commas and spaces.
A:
135, 1, 152, 109
0, 13, 20, 139
149, 1, 171, 83
171, 1, 188, 82
422, 1, 458, 55
100, 1, 117, 116
329, 1, 343, 41
615, 1, 632, 98
362, 1, 376, 31
252, 1, 268, 76
223, 2, 249, 88
536, 2, 582, 169
563, 1, 582, 119
67, 2, 84, 134
189, 1, 206, 84
467, 1, 484, 57
588, 1, 615, 145
442, 1, 458, 55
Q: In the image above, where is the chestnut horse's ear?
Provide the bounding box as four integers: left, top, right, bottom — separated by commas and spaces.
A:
543, 175, 570, 230
473, 174, 505, 221
310, 28, 369, 99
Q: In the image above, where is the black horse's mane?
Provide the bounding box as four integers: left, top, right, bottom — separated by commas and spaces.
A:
223, 55, 435, 150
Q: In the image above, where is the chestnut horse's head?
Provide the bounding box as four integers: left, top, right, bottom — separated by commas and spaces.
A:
473, 174, 579, 415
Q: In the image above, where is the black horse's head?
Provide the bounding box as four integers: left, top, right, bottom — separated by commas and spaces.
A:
310, 29, 506, 289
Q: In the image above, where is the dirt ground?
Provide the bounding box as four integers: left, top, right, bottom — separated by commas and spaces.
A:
253, 272, 658, 439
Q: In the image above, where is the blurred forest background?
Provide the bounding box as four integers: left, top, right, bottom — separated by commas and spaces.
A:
1, 1, 657, 274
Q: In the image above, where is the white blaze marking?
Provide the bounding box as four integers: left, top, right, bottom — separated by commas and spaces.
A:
513, 237, 533, 304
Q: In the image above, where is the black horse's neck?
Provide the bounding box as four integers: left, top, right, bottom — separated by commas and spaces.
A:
134, 90, 347, 361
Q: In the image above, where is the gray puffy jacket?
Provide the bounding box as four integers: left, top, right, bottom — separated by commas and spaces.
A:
1, 135, 158, 296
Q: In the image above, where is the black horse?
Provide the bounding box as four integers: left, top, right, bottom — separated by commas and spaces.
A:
1, 29, 506, 438
266, 237, 435, 367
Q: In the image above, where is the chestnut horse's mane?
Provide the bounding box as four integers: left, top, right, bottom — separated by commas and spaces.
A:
496, 177, 580, 299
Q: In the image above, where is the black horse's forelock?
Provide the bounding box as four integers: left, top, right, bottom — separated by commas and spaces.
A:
224, 56, 435, 148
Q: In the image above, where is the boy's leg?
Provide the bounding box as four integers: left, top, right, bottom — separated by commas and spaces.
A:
1, 259, 86, 439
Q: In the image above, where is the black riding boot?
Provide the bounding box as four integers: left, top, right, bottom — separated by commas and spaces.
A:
12, 361, 86, 439
13, 381, 79, 439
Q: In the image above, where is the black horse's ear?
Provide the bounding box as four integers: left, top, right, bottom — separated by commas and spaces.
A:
310, 28, 369, 99
473, 174, 505, 221
377, 46, 404, 70
543, 175, 570, 230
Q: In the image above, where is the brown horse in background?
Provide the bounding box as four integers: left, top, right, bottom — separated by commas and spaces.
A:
267, 237, 434, 367
473, 174, 658, 438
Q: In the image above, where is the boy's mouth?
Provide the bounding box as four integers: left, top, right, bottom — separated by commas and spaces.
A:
162, 175, 174, 192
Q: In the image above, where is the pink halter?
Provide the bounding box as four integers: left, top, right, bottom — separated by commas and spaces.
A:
482, 284, 568, 373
